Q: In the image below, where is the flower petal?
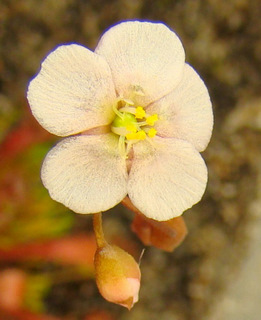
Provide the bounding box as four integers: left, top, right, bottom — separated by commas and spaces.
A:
147, 64, 213, 152
27, 44, 116, 137
127, 137, 208, 221
95, 21, 185, 106
41, 134, 128, 213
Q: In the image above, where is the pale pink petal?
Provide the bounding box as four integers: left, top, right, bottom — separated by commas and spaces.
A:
27, 44, 116, 137
127, 137, 208, 221
41, 134, 127, 213
147, 64, 213, 152
95, 21, 185, 106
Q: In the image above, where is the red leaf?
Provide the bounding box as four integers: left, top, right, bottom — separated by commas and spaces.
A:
0, 235, 96, 268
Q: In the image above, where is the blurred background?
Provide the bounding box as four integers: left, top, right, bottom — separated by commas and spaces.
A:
0, 0, 261, 319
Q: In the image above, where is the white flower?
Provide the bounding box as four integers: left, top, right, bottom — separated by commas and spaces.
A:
27, 21, 213, 221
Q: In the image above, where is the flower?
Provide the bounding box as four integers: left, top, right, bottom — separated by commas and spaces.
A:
27, 21, 213, 221
94, 243, 141, 310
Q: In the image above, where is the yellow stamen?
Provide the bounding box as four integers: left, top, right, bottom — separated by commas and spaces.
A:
135, 107, 146, 119
136, 130, 146, 140
147, 128, 157, 138
111, 97, 159, 157
126, 130, 146, 141
126, 133, 136, 140
146, 114, 158, 126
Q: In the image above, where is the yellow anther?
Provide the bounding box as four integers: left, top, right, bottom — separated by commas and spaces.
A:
146, 114, 158, 126
126, 130, 146, 141
136, 130, 146, 140
147, 128, 157, 138
126, 132, 137, 140
135, 106, 146, 119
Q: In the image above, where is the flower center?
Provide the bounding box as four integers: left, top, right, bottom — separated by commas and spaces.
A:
111, 98, 158, 158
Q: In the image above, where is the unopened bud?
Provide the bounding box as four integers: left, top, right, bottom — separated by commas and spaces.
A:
131, 214, 187, 252
94, 244, 141, 310
122, 197, 187, 252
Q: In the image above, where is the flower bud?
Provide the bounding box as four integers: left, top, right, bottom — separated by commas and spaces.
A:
94, 244, 141, 310
122, 196, 187, 252
131, 214, 187, 252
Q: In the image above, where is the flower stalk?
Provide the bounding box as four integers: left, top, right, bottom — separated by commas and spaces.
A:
93, 212, 107, 248
92, 212, 141, 309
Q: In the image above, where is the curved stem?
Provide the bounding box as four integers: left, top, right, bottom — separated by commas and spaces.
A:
93, 213, 107, 248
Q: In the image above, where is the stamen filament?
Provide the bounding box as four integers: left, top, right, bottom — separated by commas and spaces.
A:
112, 103, 123, 119
119, 135, 126, 158
119, 106, 136, 115
121, 98, 135, 106
135, 120, 147, 126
